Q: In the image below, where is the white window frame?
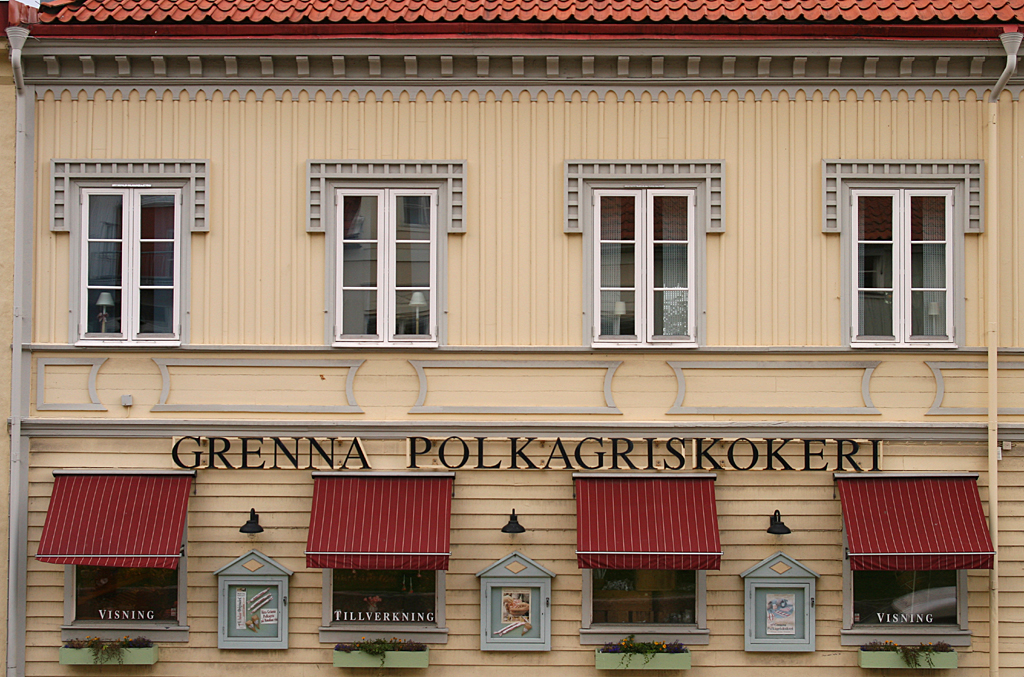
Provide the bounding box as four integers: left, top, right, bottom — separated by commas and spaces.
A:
319, 569, 449, 644
333, 188, 439, 347
591, 189, 698, 348
850, 188, 955, 348
77, 187, 183, 346
579, 569, 710, 645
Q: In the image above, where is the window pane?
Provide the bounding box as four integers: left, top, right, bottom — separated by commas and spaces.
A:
911, 291, 947, 338
88, 242, 123, 287
654, 290, 689, 337
911, 243, 946, 288
395, 243, 431, 288
853, 570, 957, 626
88, 195, 123, 239
395, 196, 431, 240
86, 288, 122, 334
343, 195, 378, 240
76, 566, 177, 622
858, 243, 893, 289
139, 242, 175, 286
342, 242, 377, 287
654, 243, 687, 288
394, 290, 430, 336
600, 196, 635, 241
600, 244, 635, 288
138, 288, 174, 334
858, 196, 893, 241
911, 195, 946, 240
332, 570, 435, 623
342, 290, 377, 335
859, 290, 893, 337
653, 195, 688, 241
591, 569, 697, 625
600, 290, 635, 337
140, 195, 176, 239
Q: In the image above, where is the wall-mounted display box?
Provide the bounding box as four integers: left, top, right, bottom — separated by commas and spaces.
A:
215, 550, 294, 650
476, 552, 555, 652
740, 552, 819, 652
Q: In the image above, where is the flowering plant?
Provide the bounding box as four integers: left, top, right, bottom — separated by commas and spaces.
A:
598, 635, 688, 667
62, 636, 154, 664
335, 637, 426, 666
861, 640, 953, 668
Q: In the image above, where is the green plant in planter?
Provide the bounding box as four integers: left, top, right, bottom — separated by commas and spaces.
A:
598, 635, 688, 668
62, 636, 155, 665
860, 640, 954, 668
334, 637, 427, 667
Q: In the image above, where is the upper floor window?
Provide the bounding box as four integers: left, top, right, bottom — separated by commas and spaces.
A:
80, 189, 181, 344
853, 190, 953, 347
335, 189, 437, 346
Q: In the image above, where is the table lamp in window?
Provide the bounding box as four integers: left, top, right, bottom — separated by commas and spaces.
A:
96, 292, 115, 333
410, 291, 428, 335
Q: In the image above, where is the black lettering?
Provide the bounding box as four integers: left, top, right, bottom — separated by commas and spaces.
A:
208, 437, 235, 469
695, 438, 723, 470
307, 437, 333, 469
475, 437, 501, 469
338, 438, 371, 470
802, 439, 829, 471
871, 440, 882, 471
764, 439, 796, 471
610, 438, 639, 470
543, 439, 575, 470
664, 438, 687, 470
171, 436, 203, 469
835, 439, 862, 472
509, 438, 539, 469
644, 438, 657, 470
438, 437, 470, 469
408, 437, 432, 469
272, 437, 301, 469
727, 438, 759, 471
574, 437, 606, 470
240, 437, 266, 469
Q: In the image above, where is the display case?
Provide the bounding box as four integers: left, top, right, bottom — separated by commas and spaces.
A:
740, 552, 819, 652
476, 552, 555, 652
215, 550, 294, 650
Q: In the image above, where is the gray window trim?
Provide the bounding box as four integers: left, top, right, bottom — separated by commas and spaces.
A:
310, 162, 464, 346
568, 161, 724, 347
318, 569, 449, 644
579, 569, 710, 646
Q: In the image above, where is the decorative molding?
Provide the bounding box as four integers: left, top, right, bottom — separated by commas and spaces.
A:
150, 358, 364, 413
35, 357, 108, 411
926, 361, 1024, 415
667, 360, 881, 415
408, 360, 622, 414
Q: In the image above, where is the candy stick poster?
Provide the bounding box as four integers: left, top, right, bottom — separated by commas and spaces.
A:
766, 593, 796, 635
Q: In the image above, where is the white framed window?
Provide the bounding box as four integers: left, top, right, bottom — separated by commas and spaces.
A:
78, 188, 182, 345
334, 189, 438, 346
851, 189, 954, 347
593, 190, 696, 347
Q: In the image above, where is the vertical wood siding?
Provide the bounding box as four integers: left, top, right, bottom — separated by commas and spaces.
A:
31, 88, 1022, 347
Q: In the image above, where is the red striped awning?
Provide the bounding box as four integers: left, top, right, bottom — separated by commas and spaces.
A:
576, 475, 721, 570
36, 472, 193, 569
306, 473, 453, 570
837, 475, 994, 571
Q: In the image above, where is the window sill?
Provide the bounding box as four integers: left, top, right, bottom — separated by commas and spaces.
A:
580, 626, 710, 646
319, 625, 448, 645
851, 341, 957, 350
75, 340, 182, 348
592, 342, 698, 349
62, 624, 189, 643
840, 626, 970, 647
333, 341, 439, 349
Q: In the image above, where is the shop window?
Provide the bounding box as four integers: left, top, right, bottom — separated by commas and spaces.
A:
582, 569, 708, 644
321, 570, 448, 643
852, 570, 958, 626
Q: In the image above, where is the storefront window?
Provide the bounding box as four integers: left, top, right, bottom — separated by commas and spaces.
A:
591, 569, 697, 625
853, 570, 957, 626
75, 566, 178, 622
331, 570, 436, 624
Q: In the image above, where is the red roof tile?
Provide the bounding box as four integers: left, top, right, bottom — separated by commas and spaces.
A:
36, 0, 1024, 24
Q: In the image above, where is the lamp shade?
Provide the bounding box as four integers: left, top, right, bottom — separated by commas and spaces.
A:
95, 292, 116, 308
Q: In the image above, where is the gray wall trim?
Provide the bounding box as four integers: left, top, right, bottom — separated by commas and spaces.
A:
18, 418, 1015, 442
150, 358, 364, 413
926, 360, 1024, 415
35, 357, 108, 411
667, 360, 880, 415
408, 359, 622, 414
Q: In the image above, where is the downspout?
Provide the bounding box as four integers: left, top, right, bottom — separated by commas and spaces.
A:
985, 27, 1020, 677
5, 23, 33, 677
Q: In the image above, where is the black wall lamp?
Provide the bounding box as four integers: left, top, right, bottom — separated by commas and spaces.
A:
767, 510, 791, 535
240, 508, 264, 534
501, 509, 526, 534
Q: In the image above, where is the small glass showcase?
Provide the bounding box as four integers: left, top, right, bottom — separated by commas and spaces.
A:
215, 550, 294, 650
740, 552, 819, 652
476, 552, 555, 652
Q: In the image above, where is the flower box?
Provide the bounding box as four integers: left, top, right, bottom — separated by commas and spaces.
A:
858, 648, 958, 670
59, 646, 160, 665
595, 649, 691, 670
333, 649, 429, 669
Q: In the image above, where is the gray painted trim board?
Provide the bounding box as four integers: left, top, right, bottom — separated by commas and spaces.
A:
35, 357, 108, 411
927, 360, 1024, 415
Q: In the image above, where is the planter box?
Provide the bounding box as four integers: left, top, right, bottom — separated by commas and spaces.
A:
333, 649, 429, 669
595, 649, 691, 670
59, 646, 159, 665
858, 649, 958, 670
